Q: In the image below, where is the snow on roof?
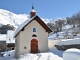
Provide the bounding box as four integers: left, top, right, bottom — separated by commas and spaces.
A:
31, 9, 36, 12
0, 34, 6, 41
14, 15, 37, 37
6, 30, 15, 43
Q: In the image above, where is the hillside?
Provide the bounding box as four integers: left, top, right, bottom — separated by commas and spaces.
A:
0, 9, 29, 28
0, 9, 66, 28
0, 9, 66, 34
0, 24, 15, 34
0, 8, 80, 38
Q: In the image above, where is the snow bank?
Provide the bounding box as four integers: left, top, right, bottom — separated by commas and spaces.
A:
48, 40, 64, 57
1, 50, 15, 58
49, 47, 64, 57
75, 34, 80, 38
63, 48, 80, 60
56, 38, 80, 45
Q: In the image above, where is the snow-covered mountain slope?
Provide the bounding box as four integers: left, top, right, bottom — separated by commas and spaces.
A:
42, 17, 66, 24
0, 9, 66, 28
0, 9, 29, 27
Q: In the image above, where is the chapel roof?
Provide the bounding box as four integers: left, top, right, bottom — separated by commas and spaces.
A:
14, 15, 53, 37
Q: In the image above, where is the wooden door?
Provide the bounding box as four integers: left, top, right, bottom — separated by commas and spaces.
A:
31, 39, 38, 53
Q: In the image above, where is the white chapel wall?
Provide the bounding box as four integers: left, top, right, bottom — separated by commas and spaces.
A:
19, 20, 48, 55
15, 33, 20, 58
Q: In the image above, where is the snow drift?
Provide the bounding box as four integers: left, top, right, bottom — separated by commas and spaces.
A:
56, 38, 80, 45
63, 48, 80, 60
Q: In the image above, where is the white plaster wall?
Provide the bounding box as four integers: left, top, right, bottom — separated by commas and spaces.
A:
19, 20, 48, 55
15, 33, 20, 58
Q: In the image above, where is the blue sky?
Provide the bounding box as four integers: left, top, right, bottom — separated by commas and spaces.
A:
0, 0, 80, 18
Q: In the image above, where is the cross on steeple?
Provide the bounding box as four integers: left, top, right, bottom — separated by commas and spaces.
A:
30, 3, 36, 18
32, 3, 34, 9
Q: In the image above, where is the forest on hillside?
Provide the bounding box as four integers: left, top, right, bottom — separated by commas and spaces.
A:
47, 11, 80, 33
0, 24, 15, 34
0, 11, 80, 34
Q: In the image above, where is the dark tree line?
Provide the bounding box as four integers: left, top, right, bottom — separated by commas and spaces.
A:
0, 24, 15, 34
47, 19, 65, 33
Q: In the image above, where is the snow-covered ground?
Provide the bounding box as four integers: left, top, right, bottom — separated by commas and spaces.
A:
48, 27, 80, 40
18, 52, 62, 60
1, 38, 79, 60
0, 49, 63, 60
1, 41, 80, 60
56, 38, 80, 45
0, 40, 63, 60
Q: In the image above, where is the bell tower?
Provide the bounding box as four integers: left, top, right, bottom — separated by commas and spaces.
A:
30, 3, 36, 18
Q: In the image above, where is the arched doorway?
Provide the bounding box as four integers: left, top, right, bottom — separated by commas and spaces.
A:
31, 39, 38, 53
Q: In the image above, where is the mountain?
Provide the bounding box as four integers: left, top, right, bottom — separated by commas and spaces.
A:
0, 9, 66, 28
0, 9, 29, 28
2, 9, 78, 39
42, 18, 66, 24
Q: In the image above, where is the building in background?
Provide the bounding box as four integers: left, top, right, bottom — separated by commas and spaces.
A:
0, 34, 6, 52
6, 30, 15, 50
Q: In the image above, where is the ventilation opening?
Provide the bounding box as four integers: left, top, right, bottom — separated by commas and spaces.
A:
32, 34, 37, 37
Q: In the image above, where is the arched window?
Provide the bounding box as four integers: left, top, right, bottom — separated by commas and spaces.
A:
33, 28, 36, 32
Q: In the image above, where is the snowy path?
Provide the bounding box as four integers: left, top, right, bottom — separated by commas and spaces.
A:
19, 54, 39, 60
38, 53, 50, 60
37, 53, 63, 60
49, 53, 62, 60
19, 53, 63, 60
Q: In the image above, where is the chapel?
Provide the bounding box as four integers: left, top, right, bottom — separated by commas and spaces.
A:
14, 5, 52, 58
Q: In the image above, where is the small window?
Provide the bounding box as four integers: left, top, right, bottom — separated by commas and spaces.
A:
32, 34, 37, 37
33, 28, 36, 32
